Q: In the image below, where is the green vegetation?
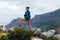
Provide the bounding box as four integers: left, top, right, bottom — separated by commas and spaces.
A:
7, 28, 34, 40
0, 33, 8, 40
0, 27, 59, 40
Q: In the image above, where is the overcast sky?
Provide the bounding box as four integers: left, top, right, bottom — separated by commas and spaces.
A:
0, 0, 60, 25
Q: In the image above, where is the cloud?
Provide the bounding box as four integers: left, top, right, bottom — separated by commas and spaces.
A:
0, 1, 23, 25
0, 0, 60, 25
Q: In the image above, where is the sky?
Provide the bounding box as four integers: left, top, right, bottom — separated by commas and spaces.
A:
0, 0, 60, 25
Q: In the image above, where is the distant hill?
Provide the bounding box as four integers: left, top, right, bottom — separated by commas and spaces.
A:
6, 9, 60, 33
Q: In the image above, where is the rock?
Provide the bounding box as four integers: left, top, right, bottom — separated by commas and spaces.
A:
34, 28, 41, 34
41, 30, 56, 37
54, 34, 60, 40
31, 37, 43, 40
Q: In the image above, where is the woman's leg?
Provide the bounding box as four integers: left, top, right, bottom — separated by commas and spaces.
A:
20, 18, 26, 26
27, 19, 32, 29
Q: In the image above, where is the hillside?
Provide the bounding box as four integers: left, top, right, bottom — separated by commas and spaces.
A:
6, 9, 60, 33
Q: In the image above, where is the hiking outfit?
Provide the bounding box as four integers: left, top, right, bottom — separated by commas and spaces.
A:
24, 11, 31, 21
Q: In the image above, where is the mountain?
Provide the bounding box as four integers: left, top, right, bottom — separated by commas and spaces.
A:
6, 9, 60, 33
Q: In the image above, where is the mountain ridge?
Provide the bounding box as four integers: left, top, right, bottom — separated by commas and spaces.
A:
6, 9, 60, 33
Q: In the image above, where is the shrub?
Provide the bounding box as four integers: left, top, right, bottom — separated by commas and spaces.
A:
8, 28, 34, 40
0, 34, 8, 40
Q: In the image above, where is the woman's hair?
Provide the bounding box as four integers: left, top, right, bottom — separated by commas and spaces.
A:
26, 7, 29, 9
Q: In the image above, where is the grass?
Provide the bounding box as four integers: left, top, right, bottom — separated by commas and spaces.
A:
0, 33, 7, 38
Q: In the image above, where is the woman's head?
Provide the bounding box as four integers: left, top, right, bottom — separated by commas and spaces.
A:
25, 7, 29, 11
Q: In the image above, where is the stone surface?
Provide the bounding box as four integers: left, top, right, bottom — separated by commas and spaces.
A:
31, 37, 43, 40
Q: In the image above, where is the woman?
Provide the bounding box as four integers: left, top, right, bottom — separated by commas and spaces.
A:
20, 7, 32, 29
